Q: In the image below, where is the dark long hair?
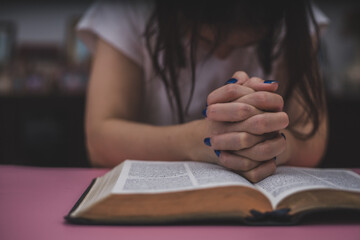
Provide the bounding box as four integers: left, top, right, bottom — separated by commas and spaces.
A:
144, 0, 324, 139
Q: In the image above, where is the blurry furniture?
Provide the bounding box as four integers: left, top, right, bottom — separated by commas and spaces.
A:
321, 96, 360, 168
0, 94, 89, 167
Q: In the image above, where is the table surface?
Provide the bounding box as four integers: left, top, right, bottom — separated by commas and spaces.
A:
1, 165, 359, 240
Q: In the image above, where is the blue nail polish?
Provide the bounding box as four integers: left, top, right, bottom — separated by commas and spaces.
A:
281, 133, 286, 140
214, 150, 221, 157
204, 137, 211, 146
225, 78, 238, 85
273, 156, 277, 161
264, 80, 279, 84
202, 107, 207, 118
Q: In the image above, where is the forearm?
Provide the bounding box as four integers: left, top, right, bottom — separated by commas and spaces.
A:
277, 119, 328, 167
86, 118, 214, 167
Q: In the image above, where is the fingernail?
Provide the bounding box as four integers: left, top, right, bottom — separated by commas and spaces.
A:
202, 107, 207, 117
204, 137, 211, 146
225, 78, 238, 85
281, 133, 286, 140
264, 80, 279, 84
214, 150, 221, 157
273, 156, 277, 161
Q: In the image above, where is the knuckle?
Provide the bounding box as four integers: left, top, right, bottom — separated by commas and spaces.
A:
250, 77, 262, 83
224, 84, 239, 99
236, 134, 245, 148
206, 95, 212, 105
247, 162, 277, 183
218, 153, 230, 168
254, 92, 268, 106
279, 112, 289, 127
206, 105, 214, 117
233, 71, 248, 80
211, 135, 221, 148
253, 115, 267, 134
236, 104, 252, 120
237, 133, 249, 148
278, 95, 284, 109
239, 159, 253, 171
207, 104, 220, 120
258, 143, 272, 156
240, 103, 253, 114
247, 171, 261, 183
284, 112, 290, 125
269, 161, 277, 173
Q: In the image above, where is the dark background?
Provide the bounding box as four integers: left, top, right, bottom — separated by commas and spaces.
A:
0, 0, 359, 168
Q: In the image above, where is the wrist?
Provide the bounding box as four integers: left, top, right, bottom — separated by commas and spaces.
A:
181, 119, 217, 163
275, 129, 292, 166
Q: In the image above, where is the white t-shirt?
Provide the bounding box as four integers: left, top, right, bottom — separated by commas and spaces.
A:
77, 1, 328, 126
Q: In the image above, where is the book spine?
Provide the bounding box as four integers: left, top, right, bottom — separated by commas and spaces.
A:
64, 178, 97, 221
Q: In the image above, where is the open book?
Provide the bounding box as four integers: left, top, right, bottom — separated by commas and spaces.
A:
66, 160, 360, 225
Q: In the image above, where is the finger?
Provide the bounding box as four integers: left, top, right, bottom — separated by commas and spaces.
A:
214, 112, 288, 135
240, 159, 277, 183
211, 132, 266, 150
207, 102, 263, 122
207, 84, 254, 105
218, 151, 261, 172
242, 77, 279, 92
231, 71, 250, 84
227, 112, 289, 135
231, 72, 278, 92
234, 133, 286, 161
237, 91, 284, 112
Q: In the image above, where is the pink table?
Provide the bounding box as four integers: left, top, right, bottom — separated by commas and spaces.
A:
0, 165, 359, 240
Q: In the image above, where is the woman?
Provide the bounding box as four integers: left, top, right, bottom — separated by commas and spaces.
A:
77, 0, 329, 182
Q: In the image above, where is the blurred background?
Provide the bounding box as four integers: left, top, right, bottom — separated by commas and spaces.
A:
0, 0, 359, 168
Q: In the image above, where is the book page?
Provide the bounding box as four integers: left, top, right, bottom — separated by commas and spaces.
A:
255, 166, 360, 208
70, 163, 125, 217
112, 160, 254, 194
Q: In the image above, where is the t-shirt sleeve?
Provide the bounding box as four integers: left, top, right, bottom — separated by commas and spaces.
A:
76, 0, 150, 66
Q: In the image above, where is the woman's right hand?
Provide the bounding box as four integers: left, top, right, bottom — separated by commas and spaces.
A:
202, 72, 289, 182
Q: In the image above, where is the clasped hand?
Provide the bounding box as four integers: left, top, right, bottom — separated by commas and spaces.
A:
204, 71, 289, 182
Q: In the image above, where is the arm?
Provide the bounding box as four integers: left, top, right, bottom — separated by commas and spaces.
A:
277, 33, 329, 167
276, 93, 328, 167
87, 38, 316, 183
272, 42, 328, 167
85, 38, 215, 167
85, 38, 282, 176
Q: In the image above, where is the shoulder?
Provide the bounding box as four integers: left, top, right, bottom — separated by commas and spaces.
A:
82, 0, 153, 20
77, 0, 154, 36
92, 0, 153, 25
76, 0, 154, 66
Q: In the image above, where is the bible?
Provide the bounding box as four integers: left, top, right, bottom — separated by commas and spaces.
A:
65, 160, 360, 225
